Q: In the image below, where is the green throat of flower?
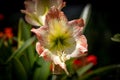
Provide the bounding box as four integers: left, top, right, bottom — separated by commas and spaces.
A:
47, 20, 75, 53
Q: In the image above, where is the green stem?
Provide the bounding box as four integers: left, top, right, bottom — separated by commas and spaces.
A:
52, 75, 57, 80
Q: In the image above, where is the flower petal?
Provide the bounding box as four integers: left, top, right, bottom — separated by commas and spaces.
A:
36, 42, 44, 55
40, 49, 52, 61
35, 0, 49, 16
40, 49, 69, 75
31, 27, 48, 46
25, 14, 42, 26
35, 0, 65, 16
45, 6, 68, 26
49, 0, 66, 10
24, 1, 35, 13
68, 18, 85, 39
69, 18, 84, 26
67, 35, 88, 58
68, 19, 86, 40
21, 9, 43, 26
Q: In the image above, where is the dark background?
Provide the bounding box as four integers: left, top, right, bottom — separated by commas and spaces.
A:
0, 0, 120, 33
0, 0, 120, 31
0, 0, 120, 79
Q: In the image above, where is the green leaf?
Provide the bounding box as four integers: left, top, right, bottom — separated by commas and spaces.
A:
33, 57, 50, 80
80, 4, 91, 34
0, 38, 4, 48
12, 57, 27, 80
20, 54, 31, 74
18, 18, 32, 48
26, 45, 36, 68
6, 36, 36, 63
79, 64, 120, 80
18, 18, 23, 48
111, 33, 120, 42
77, 63, 93, 76
18, 18, 36, 68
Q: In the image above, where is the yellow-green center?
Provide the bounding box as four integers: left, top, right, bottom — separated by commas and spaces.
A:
48, 33, 71, 51
46, 20, 75, 53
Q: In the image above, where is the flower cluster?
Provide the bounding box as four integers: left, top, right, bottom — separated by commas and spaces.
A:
0, 27, 13, 39
73, 55, 97, 70
21, 0, 88, 75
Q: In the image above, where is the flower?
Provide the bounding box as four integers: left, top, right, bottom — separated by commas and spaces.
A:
21, 0, 66, 26
87, 55, 97, 65
73, 59, 82, 69
73, 55, 97, 70
31, 7, 88, 75
4, 27, 13, 39
0, 27, 13, 39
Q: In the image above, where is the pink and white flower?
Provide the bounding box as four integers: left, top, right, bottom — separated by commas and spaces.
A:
31, 7, 88, 75
21, 0, 65, 26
